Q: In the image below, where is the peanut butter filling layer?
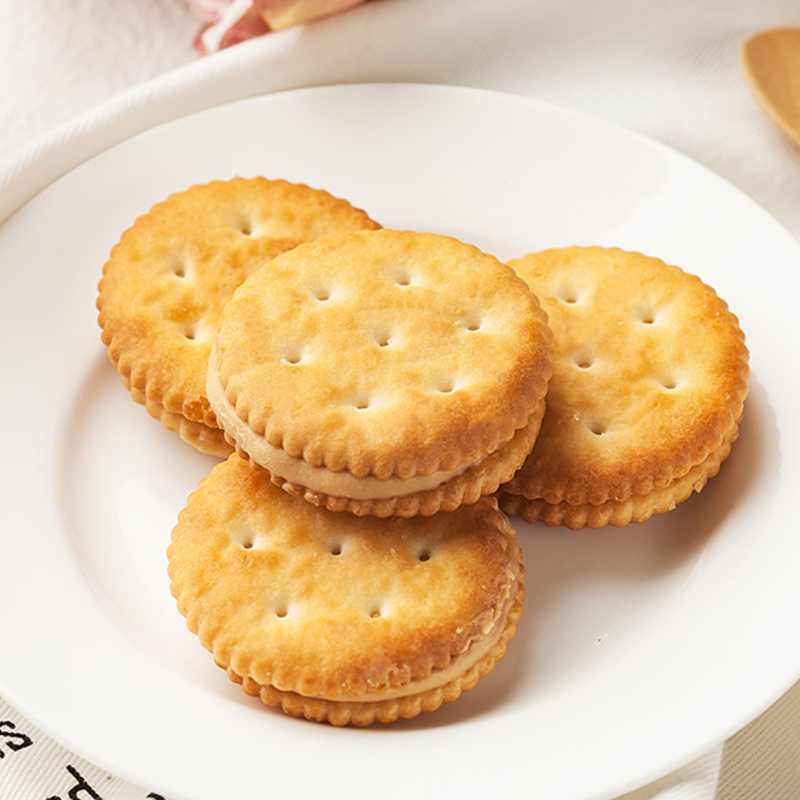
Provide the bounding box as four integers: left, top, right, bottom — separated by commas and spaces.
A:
207, 358, 484, 499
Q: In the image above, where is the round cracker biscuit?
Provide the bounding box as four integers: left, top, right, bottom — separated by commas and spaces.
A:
168, 453, 524, 726
208, 228, 553, 516
499, 246, 749, 529
97, 177, 380, 455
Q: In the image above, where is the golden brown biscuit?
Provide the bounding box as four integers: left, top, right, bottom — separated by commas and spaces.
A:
498, 246, 749, 529
168, 453, 524, 726
97, 177, 380, 456
208, 229, 553, 517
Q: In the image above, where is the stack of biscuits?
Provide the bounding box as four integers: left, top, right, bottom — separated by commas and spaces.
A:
97, 178, 749, 726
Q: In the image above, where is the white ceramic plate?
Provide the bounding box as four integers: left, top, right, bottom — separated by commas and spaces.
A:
1, 84, 799, 800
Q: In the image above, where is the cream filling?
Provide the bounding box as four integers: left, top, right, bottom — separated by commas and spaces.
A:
207, 355, 482, 500
333, 556, 521, 702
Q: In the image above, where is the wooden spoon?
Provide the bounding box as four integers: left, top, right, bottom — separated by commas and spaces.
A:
741, 27, 800, 148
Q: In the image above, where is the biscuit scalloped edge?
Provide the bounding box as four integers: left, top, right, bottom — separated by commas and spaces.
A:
99, 311, 222, 429
221, 580, 524, 727
227, 397, 546, 518
499, 419, 742, 529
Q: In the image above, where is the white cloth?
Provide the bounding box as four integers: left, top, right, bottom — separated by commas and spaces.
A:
1, 0, 799, 798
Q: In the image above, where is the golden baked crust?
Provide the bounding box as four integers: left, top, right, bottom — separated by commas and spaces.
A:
97, 177, 380, 451
168, 453, 524, 724
210, 229, 552, 509
499, 246, 749, 528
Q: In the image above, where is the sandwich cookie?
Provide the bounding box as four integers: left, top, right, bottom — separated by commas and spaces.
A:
168, 453, 524, 726
97, 177, 380, 456
207, 229, 553, 517
499, 246, 749, 529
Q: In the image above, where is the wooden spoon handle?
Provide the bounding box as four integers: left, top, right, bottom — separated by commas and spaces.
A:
741, 27, 800, 148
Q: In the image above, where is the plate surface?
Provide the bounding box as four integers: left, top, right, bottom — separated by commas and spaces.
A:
1, 83, 799, 800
